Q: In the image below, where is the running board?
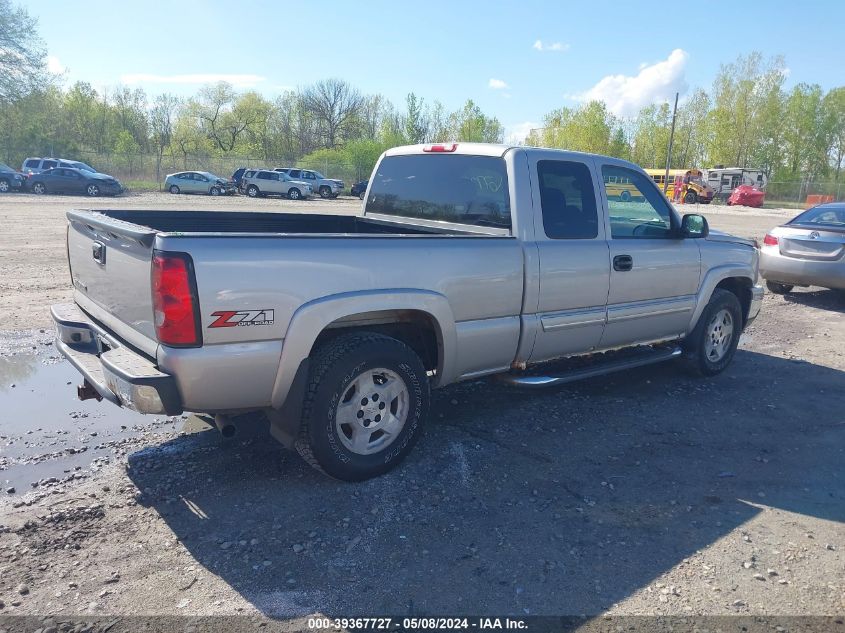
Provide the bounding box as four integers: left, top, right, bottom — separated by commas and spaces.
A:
499, 346, 683, 388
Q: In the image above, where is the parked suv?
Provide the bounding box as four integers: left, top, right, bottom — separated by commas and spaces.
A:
22, 157, 97, 175
275, 168, 343, 198
242, 169, 312, 200
0, 163, 26, 193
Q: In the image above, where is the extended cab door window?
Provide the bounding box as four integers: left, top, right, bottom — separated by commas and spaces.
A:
602, 165, 675, 238
538, 160, 599, 239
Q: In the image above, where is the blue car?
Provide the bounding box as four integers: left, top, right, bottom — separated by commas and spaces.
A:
27, 167, 123, 197
0, 162, 26, 193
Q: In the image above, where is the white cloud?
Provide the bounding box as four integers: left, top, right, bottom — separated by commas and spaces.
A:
120, 73, 266, 88
488, 78, 508, 90
47, 55, 65, 74
533, 40, 570, 52
576, 48, 689, 117
505, 121, 539, 144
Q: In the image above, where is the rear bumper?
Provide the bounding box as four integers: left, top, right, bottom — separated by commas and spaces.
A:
760, 249, 845, 289
746, 284, 764, 327
51, 303, 182, 415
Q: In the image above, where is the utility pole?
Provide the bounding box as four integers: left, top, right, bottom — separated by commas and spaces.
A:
663, 92, 679, 194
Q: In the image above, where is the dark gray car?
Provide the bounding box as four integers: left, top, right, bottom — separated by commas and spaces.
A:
0, 163, 26, 193
27, 167, 123, 197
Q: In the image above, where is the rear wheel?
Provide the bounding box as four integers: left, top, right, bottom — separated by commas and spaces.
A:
32, 182, 46, 195
319, 185, 332, 199
288, 187, 302, 200
683, 289, 742, 376
169, 185, 180, 194
295, 332, 430, 481
766, 280, 793, 295
247, 185, 259, 197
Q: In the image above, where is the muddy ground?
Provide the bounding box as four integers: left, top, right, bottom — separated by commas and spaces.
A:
0, 193, 842, 626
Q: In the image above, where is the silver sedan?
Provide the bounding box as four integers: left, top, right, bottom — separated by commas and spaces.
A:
759, 203, 845, 294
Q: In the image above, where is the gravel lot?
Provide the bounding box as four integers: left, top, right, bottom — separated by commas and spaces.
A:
0, 193, 842, 624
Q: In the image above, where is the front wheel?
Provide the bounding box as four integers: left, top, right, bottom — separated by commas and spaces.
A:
288, 187, 302, 200
210, 186, 221, 196
169, 185, 180, 194
319, 186, 332, 199
0, 179, 9, 193
766, 280, 793, 295
358, 191, 365, 200
86, 184, 100, 197
684, 191, 698, 204
295, 332, 430, 481
683, 289, 742, 376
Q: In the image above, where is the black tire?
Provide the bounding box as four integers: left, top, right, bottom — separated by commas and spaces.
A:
766, 280, 793, 295
319, 185, 332, 199
358, 191, 365, 200
169, 185, 180, 194
210, 186, 221, 196
247, 185, 259, 197
684, 191, 698, 204
683, 288, 742, 376
288, 187, 302, 200
86, 184, 100, 197
0, 178, 9, 193
295, 332, 430, 481
32, 182, 46, 195
619, 190, 631, 202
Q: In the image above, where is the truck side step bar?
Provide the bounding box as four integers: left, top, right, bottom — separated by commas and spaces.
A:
499, 346, 683, 388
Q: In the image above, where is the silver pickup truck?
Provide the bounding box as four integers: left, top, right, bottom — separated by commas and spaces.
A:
52, 143, 763, 481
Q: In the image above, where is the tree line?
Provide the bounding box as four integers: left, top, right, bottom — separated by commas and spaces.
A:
2, 0, 844, 187
527, 53, 845, 184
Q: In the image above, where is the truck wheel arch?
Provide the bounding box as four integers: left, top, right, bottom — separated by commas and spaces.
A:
689, 266, 754, 331
269, 290, 458, 409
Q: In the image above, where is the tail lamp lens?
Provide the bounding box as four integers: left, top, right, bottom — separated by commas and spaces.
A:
152, 251, 201, 347
763, 234, 778, 246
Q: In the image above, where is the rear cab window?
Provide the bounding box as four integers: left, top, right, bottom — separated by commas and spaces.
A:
366, 154, 511, 229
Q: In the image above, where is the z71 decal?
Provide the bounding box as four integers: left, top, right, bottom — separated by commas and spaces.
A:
209, 309, 275, 328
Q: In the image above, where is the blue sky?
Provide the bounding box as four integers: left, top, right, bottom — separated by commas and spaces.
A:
33, 0, 845, 141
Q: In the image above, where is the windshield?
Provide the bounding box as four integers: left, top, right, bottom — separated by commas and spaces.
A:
366, 154, 511, 229
789, 205, 845, 227
71, 161, 96, 172
312, 171, 326, 179
0, 163, 12, 171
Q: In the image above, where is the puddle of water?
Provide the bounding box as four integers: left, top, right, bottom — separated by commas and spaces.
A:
0, 353, 205, 495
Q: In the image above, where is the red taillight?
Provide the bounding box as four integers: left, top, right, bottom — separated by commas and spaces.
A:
152, 251, 201, 347
763, 234, 778, 246
423, 143, 458, 153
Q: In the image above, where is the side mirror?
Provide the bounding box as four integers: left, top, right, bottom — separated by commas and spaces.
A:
681, 213, 709, 238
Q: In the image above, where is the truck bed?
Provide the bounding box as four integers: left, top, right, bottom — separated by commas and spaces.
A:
95, 210, 476, 236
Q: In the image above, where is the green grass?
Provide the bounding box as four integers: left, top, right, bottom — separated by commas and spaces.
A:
762, 199, 806, 210
122, 180, 160, 192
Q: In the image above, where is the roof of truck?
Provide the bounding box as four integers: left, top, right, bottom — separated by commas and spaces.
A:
384, 142, 644, 171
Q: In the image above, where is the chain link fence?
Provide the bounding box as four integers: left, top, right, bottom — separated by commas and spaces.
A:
5, 146, 845, 203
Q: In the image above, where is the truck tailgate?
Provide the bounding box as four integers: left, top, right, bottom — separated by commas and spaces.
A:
66, 210, 159, 355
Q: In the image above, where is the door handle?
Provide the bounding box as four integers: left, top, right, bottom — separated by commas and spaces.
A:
613, 254, 633, 272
